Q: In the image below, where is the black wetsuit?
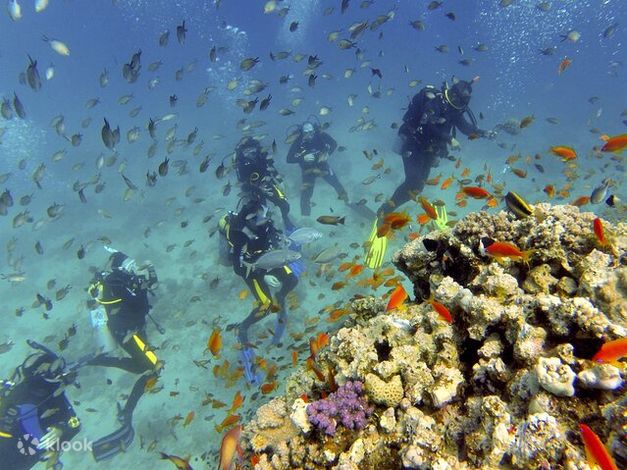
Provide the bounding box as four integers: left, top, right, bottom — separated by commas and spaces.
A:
0, 360, 80, 470
378, 86, 484, 217
87, 266, 159, 422
236, 145, 294, 231
286, 131, 347, 216
225, 203, 298, 345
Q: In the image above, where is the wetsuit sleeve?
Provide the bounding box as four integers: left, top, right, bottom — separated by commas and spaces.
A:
454, 112, 483, 137
400, 91, 427, 135
286, 139, 302, 164
320, 133, 337, 154
45, 393, 80, 442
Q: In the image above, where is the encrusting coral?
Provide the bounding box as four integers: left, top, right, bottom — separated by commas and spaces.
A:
241, 204, 625, 469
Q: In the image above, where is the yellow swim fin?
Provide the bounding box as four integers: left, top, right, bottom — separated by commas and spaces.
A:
364, 218, 388, 269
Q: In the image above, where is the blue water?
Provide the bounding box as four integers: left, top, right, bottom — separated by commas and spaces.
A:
0, 1, 624, 468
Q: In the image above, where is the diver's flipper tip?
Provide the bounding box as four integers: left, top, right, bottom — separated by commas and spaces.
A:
92, 422, 134, 462
364, 218, 387, 269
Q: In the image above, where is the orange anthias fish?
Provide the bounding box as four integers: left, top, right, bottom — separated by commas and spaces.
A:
416, 213, 431, 225
558, 56, 572, 74
419, 197, 438, 220
600, 133, 627, 153
460, 186, 491, 199
260, 381, 278, 394
377, 223, 391, 238
228, 391, 244, 414
159, 452, 194, 470
484, 241, 532, 263
578, 424, 618, 470
593, 217, 608, 247
207, 328, 222, 357
346, 264, 365, 279
215, 414, 240, 434
218, 425, 242, 470
550, 145, 577, 161
386, 284, 408, 312
441, 176, 454, 190
592, 338, 627, 364
429, 297, 453, 323
384, 211, 411, 229
543, 185, 555, 198
571, 195, 590, 207
183, 411, 194, 427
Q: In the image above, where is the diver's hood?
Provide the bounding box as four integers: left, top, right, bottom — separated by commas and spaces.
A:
21, 351, 66, 384
445, 79, 472, 109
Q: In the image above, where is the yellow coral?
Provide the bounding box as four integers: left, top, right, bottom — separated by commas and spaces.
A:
365, 373, 404, 407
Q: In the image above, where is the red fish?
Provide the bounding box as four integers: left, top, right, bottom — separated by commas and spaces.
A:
386, 284, 408, 312
384, 211, 411, 229
579, 424, 618, 470
460, 186, 491, 199
419, 197, 438, 220
218, 425, 242, 470
429, 297, 452, 323
593, 218, 607, 246
206, 328, 222, 357
600, 133, 627, 153
592, 338, 627, 364
558, 57, 572, 74
550, 145, 577, 161
484, 241, 532, 263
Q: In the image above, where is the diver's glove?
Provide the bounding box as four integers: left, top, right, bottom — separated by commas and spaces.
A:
264, 275, 281, 289
485, 130, 497, 140
240, 348, 262, 385
37, 426, 62, 451
303, 153, 316, 162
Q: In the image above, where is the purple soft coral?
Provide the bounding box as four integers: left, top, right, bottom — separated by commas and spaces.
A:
306, 380, 373, 436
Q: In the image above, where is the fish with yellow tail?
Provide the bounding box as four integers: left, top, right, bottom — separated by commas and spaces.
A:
159, 452, 193, 469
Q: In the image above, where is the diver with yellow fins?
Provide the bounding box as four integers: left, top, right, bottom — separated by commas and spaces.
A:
234, 136, 296, 232
365, 76, 495, 268
218, 195, 299, 384
85, 249, 162, 461
0, 340, 89, 470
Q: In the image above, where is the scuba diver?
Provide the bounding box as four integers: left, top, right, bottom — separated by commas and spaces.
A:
85, 248, 162, 461
286, 121, 350, 216
234, 136, 296, 232
0, 340, 88, 470
218, 196, 299, 384
365, 76, 495, 268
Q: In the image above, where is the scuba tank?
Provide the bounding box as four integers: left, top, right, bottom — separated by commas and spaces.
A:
89, 306, 116, 353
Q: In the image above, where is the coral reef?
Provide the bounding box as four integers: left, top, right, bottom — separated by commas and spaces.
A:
242, 204, 626, 469
306, 380, 373, 435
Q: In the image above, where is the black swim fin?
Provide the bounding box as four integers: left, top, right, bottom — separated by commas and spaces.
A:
91, 421, 134, 462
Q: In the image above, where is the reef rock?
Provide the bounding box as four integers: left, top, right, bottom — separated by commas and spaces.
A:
241, 204, 626, 470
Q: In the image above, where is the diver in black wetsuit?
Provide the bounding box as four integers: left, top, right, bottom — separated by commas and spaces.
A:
0, 340, 85, 470
218, 196, 298, 384
235, 136, 295, 232
286, 122, 349, 216
85, 250, 161, 461
378, 77, 494, 217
